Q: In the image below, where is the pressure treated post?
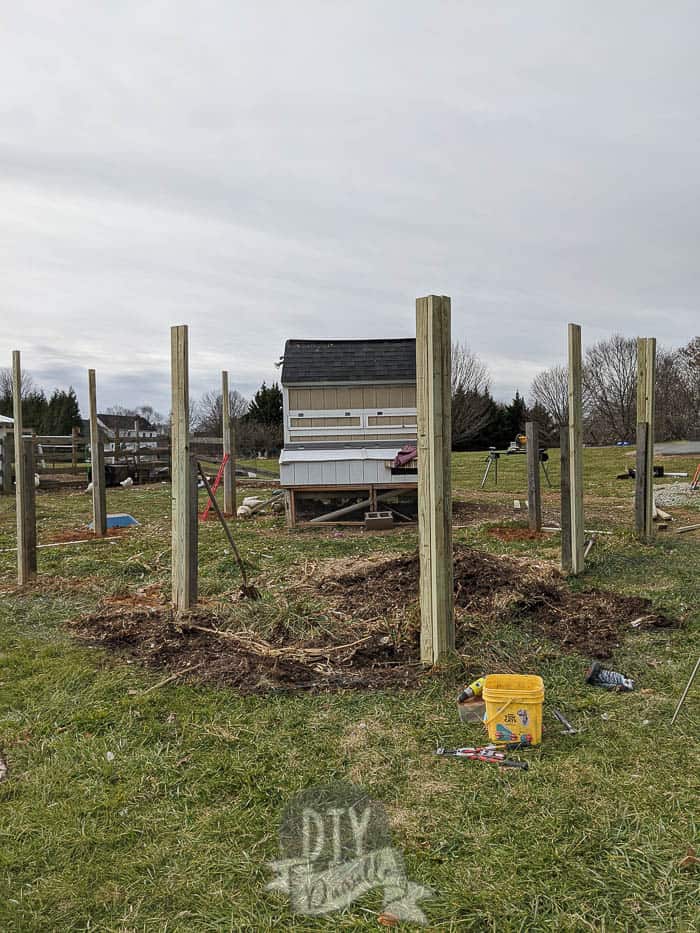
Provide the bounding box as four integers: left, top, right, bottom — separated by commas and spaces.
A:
134, 419, 140, 471
567, 324, 584, 574
1, 433, 12, 495
636, 337, 656, 543
526, 421, 542, 531
221, 370, 236, 517
416, 295, 454, 664
171, 325, 198, 611
71, 426, 79, 472
88, 369, 107, 537
560, 426, 572, 572
23, 438, 37, 573
12, 351, 36, 584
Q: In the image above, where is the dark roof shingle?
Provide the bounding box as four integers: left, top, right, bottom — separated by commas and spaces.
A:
281, 338, 416, 384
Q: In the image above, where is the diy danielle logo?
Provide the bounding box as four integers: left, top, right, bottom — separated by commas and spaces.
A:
267, 782, 433, 923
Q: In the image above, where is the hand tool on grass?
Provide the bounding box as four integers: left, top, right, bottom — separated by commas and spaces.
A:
671, 657, 700, 725
436, 746, 529, 770
552, 709, 579, 735
457, 676, 485, 703
196, 460, 260, 599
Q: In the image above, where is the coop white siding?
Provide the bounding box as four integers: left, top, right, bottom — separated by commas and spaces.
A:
279, 447, 416, 487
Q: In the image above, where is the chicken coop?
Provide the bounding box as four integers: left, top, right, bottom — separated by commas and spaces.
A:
279, 338, 418, 526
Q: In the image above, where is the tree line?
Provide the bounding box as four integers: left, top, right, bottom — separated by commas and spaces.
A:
0, 368, 285, 455
3, 334, 697, 453
0, 370, 82, 435
529, 335, 699, 445
452, 336, 699, 449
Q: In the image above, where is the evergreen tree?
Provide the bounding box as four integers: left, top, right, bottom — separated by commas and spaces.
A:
503, 391, 527, 440
526, 401, 557, 445
246, 382, 283, 428
43, 387, 81, 435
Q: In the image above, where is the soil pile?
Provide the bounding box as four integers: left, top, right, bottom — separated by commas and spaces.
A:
319, 545, 675, 658
70, 545, 675, 692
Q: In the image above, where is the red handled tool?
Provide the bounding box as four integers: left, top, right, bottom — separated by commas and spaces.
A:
436, 745, 529, 770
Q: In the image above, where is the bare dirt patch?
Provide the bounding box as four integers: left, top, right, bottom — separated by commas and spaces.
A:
452, 500, 511, 526
44, 527, 132, 544
486, 525, 546, 542
69, 545, 676, 693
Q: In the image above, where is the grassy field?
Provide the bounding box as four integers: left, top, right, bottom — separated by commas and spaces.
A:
1, 449, 698, 930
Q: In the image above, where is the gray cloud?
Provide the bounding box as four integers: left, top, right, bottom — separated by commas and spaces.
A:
1, 1, 698, 415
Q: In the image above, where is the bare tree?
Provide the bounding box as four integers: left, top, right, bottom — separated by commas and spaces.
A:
583, 335, 637, 442
530, 365, 568, 426
0, 367, 36, 399
194, 388, 249, 436
105, 404, 165, 426
451, 341, 493, 446
451, 342, 488, 396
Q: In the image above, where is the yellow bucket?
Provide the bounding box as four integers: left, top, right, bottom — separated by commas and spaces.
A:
482, 674, 545, 746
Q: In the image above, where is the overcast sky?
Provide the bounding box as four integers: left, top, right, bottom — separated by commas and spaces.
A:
2, 1, 698, 416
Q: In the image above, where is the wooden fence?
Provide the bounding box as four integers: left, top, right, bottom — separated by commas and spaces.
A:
0, 432, 232, 492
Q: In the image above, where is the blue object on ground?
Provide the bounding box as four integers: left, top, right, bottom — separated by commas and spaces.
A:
88, 513, 140, 530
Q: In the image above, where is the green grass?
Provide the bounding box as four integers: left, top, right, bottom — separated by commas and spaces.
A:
1, 451, 698, 930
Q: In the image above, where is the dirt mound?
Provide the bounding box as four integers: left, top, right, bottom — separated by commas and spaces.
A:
317, 545, 675, 658
69, 599, 420, 693
69, 545, 676, 693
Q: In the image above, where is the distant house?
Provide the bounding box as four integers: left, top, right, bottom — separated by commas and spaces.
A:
80, 414, 160, 459
279, 338, 418, 525
98, 414, 159, 440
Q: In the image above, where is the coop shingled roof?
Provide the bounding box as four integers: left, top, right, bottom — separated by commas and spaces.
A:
281, 338, 416, 385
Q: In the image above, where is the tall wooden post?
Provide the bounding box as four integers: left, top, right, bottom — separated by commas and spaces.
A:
416, 295, 454, 664
560, 426, 572, 572
12, 351, 36, 584
134, 419, 140, 471
1, 433, 12, 495
635, 337, 656, 543
88, 369, 107, 537
71, 426, 79, 472
222, 370, 236, 517
171, 325, 198, 612
23, 438, 37, 574
567, 324, 584, 575
526, 421, 542, 531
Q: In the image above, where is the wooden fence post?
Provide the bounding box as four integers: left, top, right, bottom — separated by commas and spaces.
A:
635, 422, 649, 540
171, 325, 198, 612
567, 324, 585, 574
416, 295, 454, 664
560, 426, 572, 572
71, 426, 79, 472
13, 351, 36, 584
1, 433, 13, 495
134, 419, 140, 471
222, 370, 236, 517
88, 369, 107, 537
526, 421, 542, 531
23, 438, 37, 575
636, 337, 656, 543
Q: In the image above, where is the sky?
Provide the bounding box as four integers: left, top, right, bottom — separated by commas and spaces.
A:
2, 1, 698, 416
